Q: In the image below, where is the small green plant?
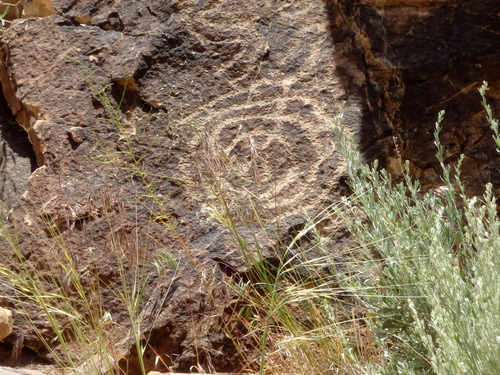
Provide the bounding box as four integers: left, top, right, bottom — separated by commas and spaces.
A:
334, 81, 500, 374
0, 5, 12, 29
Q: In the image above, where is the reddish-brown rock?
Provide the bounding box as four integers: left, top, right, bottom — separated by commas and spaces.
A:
0, 307, 12, 341
0, 1, 349, 373
329, 0, 500, 194
0, 0, 498, 373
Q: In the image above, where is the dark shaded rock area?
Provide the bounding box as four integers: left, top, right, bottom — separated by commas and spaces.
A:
328, 0, 500, 195
0, 88, 36, 213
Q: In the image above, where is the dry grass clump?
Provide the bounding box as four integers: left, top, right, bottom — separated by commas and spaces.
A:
203, 174, 378, 374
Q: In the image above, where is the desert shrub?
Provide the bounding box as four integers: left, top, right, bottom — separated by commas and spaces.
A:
335, 81, 500, 374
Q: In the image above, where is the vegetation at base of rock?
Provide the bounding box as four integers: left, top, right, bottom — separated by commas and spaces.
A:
206, 82, 500, 374
0, 75, 498, 375
334, 81, 500, 374
0, 195, 178, 375
204, 182, 375, 374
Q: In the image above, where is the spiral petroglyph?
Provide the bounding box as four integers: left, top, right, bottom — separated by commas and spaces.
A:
0, 0, 357, 372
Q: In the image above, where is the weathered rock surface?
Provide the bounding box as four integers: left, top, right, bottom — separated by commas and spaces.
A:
0, 307, 12, 341
0, 0, 351, 373
0, 0, 497, 373
0, 93, 36, 214
0, 367, 46, 375
330, 0, 500, 194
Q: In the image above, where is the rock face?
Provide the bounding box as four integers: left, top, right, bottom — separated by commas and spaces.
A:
330, 0, 500, 194
0, 0, 350, 373
0, 0, 497, 373
0, 93, 36, 213
0, 367, 47, 375
0, 307, 12, 341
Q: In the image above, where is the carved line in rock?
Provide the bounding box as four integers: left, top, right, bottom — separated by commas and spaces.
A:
176, 84, 341, 212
